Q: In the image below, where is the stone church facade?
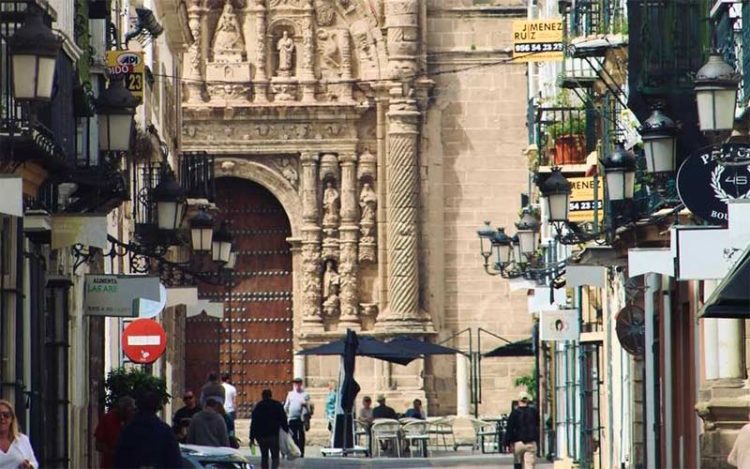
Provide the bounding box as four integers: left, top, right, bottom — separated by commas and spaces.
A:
181, 0, 533, 421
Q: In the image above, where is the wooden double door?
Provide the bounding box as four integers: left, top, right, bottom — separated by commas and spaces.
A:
186, 177, 293, 417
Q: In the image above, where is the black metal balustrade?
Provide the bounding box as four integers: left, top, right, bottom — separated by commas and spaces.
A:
181, 151, 215, 201
535, 105, 596, 167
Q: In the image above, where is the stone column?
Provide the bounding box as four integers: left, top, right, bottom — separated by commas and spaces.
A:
293, 354, 306, 381
377, 89, 426, 330
183, 3, 204, 102
252, 0, 268, 103
300, 152, 323, 329
385, 0, 419, 78
300, 3, 316, 103
338, 152, 360, 330
456, 354, 470, 416
717, 318, 743, 379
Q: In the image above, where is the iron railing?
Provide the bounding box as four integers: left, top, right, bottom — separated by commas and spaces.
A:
181, 151, 215, 201
535, 105, 597, 167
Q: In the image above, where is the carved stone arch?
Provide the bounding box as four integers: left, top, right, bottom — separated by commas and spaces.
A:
215, 158, 303, 237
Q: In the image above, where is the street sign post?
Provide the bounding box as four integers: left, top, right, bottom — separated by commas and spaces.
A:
122, 319, 167, 364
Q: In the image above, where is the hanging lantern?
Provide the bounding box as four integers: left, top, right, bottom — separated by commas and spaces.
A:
640, 108, 677, 173
189, 209, 214, 252
602, 143, 637, 202
8, 7, 62, 101
694, 53, 740, 132
539, 168, 571, 223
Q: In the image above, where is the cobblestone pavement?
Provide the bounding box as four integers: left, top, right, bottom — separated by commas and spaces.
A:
238, 447, 554, 468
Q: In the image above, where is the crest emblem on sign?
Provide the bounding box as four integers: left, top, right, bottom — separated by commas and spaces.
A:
709, 165, 750, 203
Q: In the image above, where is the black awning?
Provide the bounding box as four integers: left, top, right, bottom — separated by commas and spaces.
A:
483, 338, 534, 358
701, 247, 750, 319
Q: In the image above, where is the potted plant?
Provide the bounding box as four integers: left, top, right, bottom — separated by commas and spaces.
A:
547, 115, 587, 165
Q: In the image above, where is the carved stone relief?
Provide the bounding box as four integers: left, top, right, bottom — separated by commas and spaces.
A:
276, 31, 296, 77
212, 2, 245, 62
314, 0, 336, 26
322, 258, 341, 317
358, 181, 376, 261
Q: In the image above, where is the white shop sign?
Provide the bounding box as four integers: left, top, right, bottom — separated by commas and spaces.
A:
84, 275, 161, 317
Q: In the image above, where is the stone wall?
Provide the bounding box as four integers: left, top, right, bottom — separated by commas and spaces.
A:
422, 1, 534, 416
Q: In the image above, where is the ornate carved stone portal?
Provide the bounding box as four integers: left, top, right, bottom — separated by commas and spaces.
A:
182, 0, 433, 339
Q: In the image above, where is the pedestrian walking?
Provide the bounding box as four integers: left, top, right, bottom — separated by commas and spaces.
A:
250, 389, 289, 469
172, 390, 201, 442
199, 372, 226, 408
504, 391, 539, 469
113, 391, 182, 469
0, 399, 38, 469
729, 420, 750, 468
95, 396, 136, 468
324, 380, 337, 432
284, 377, 311, 457
222, 372, 238, 438
186, 397, 230, 447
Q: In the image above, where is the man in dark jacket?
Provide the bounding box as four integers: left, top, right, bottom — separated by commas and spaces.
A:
372, 394, 397, 419
114, 391, 182, 469
250, 389, 289, 469
504, 391, 539, 469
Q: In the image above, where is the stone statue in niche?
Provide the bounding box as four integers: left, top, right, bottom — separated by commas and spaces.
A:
322, 181, 340, 226
277, 31, 295, 77
359, 182, 376, 225
322, 259, 341, 317
212, 1, 245, 62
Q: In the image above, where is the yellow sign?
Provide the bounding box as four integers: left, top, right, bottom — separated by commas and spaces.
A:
512, 20, 564, 62
568, 177, 604, 223
106, 50, 145, 99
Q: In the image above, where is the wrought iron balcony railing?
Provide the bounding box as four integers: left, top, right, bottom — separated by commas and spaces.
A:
535, 105, 597, 167
565, 0, 626, 39
181, 151, 215, 202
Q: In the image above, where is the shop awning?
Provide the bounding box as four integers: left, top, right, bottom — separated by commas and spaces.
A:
483, 338, 534, 358
700, 246, 750, 319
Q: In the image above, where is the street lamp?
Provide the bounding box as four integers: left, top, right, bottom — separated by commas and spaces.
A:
492, 228, 512, 268
511, 235, 523, 266
539, 168, 572, 224
640, 108, 677, 173
602, 144, 637, 202
477, 221, 496, 259
152, 170, 186, 232
96, 77, 137, 152
7, 6, 62, 101
694, 53, 740, 132
190, 209, 214, 252
515, 209, 541, 258
212, 221, 233, 265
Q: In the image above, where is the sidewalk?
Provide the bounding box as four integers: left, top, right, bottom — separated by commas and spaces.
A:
238, 446, 554, 468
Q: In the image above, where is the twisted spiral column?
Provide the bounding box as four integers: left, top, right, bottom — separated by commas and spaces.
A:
377, 95, 425, 329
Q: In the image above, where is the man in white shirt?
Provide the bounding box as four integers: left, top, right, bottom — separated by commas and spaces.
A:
284, 377, 311, 457
221, 373, 238, 438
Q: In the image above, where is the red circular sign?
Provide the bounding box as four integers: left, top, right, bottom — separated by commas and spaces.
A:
122, 319, 167, 364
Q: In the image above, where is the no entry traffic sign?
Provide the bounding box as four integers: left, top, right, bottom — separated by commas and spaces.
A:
122, 319, 167, 364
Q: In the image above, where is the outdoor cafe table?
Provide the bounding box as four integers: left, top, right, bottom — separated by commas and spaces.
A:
479, 415, 508, 453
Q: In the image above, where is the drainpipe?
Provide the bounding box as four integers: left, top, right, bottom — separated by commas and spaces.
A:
645, 273, 659, 468
662, 276, 673, 469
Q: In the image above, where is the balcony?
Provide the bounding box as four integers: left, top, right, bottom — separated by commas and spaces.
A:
535, 105, 596, 168
0, 1, 71, 173
181, 151, 215, 202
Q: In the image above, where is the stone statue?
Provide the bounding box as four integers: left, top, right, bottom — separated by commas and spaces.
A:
359, 182, 376, 225
322, 181, 340, 226
211, 2, 245, 62
277, 31, 295, 76
322, 259, 340, 317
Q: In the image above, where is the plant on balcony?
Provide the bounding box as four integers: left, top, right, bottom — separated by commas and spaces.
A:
547, 115, 587, 165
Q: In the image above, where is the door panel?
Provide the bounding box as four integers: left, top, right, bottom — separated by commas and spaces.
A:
185, 177, 293, 417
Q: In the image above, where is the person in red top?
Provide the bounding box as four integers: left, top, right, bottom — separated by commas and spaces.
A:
95, 396, 136, 468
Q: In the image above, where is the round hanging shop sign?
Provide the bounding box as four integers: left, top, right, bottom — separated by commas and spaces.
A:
676, 144, 750, 225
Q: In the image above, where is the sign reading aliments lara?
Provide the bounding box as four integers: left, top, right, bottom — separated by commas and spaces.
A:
84, 275, 161, 317
677, 144, 750, 226
106, 50, 145, 100
568, 176, 604, 223
512, 20, 564, 62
